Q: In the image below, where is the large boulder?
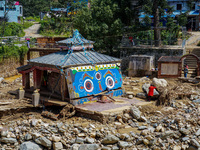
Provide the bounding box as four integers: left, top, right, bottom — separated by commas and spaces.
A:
152, 78, 168, 88
101, 135, 120, 144
136, 93, 147, 99
35, 137, 52, 148
130, 106, 141, 120
19, 141, 42, 150
142, 83, 159, 96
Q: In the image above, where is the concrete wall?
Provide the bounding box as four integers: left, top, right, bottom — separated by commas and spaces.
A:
119, 46, 184, 75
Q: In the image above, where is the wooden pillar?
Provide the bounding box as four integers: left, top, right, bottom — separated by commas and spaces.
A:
197, 61, 200, 76
178, 62, 182, 77
27, 50, 30, 60
60, 74, 65, 101
22, 72, 30, 89
33, 69, 42, 89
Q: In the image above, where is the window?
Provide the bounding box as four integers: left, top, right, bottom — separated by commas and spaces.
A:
192, 3, 195, 10
0, 7, 4, 11
177, 4, 182, 10
20, 7, 22, 14
6, 7, 16, 11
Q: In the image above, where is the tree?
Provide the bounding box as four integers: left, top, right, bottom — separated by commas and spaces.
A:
73, 0, 134, 55
177, 12, 188, 27
137, 0, 170, 47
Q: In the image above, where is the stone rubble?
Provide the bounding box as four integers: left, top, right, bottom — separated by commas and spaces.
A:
0, 99, 199, 150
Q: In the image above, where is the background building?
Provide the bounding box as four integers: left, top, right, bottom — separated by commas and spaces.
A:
0, 1, 23, 23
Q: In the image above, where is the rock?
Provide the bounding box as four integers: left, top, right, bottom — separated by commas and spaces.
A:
190, 139, 200, 148
118, 141, 129, 148
152, 78, 168, 88
128, 95, 133, 99
102, 146, 111, 150
71, 144, 80, 150
0, 137, 17, 144
126, 92, 134, 95
78, 144, 99, 150
0, 77, 4, 83
192, 99, 200, 103
75, 137, 85, 144
101, 135, 120, 144
173, 145, 181, 150
196, 129, 200, 136
52, 135, 61, 142
182, 137, 189, 142
31, 119, 38, 126
187, 146, 198, 150
35, 137, 52, 148
140, 77, 150, 82
136, 92, 147, 99
130, 106, 141, 120
86, 137, 95, 144
112, 146, 119, 150
20, 141, 42, 150
179, 128, 190, 135
24, 133, 32, 141
162, 131, 174, 139
1, 130, 8, 137
138, 126, 147, 130
53, 142, 63, 150
143, 139, 149, 145
139, 116, 147, 122
142, 83, 159, 96
155, 125, 163, 132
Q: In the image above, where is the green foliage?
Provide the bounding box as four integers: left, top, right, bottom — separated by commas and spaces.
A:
187, 0, 198, 10
39, 15, 71, 37
73, 0, 133, 54
0, 45, 28, 63
25, 16, 40, 22
19, 0, 50, 17
177, 13, 188, 27
22, 21, 34, 29
0, 22, 25, 37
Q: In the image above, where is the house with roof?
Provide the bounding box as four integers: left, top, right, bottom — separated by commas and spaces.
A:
167, 0, 200, 31
0, 1, 23, 23
17, 30, 123, 105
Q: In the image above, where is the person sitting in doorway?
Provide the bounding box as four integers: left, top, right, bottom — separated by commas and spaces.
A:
148, 84, 156, 102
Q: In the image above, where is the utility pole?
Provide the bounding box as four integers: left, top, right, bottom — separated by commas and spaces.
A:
153, 0, 161, 47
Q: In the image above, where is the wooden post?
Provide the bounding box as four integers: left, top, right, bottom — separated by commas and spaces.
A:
27, 50, 30, 60
33, 69, 42, 89
61, 74, 65, 101
22, 72, 30, 89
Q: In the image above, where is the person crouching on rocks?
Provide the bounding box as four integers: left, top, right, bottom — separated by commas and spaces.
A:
148, 84, 156, 102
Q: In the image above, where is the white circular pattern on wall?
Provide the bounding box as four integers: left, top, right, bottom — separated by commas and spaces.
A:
95, 72, 101, 80
105, 76, 115, 89
84, 79, 94, 92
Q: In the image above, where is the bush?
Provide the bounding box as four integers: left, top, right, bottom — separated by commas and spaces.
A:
0, 22, 25, 37
23, 21, 34, 29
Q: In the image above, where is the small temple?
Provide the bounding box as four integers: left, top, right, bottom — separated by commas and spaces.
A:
17, 30, 123, 105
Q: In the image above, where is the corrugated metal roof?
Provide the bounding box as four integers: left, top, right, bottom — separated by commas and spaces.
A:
158, 56, 181, 62
28, 51, 121, 68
